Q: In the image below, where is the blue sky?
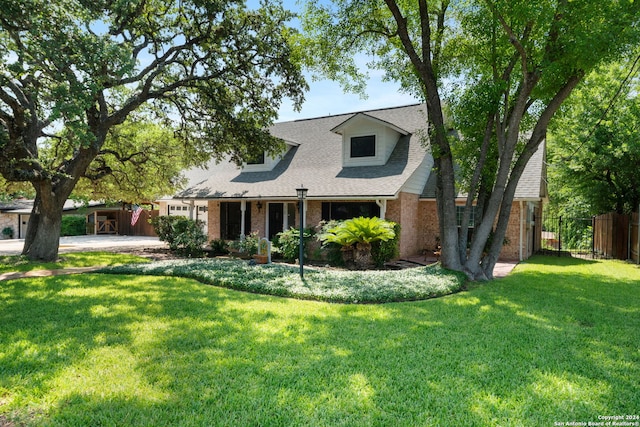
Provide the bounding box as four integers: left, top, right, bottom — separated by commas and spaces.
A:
276, 73, 421, 122
274, 0, 421, 122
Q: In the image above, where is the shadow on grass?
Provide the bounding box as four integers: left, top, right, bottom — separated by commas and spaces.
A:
2, 256, 639, 425
0, 252, 148, 274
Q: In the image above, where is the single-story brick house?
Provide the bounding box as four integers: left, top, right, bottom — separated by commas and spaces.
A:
161, 103, 545, 261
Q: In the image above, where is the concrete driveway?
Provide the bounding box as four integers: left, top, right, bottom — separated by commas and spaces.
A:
0, 235, 167, 256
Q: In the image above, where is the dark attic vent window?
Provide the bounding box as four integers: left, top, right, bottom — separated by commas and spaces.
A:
350, 135, 375, 158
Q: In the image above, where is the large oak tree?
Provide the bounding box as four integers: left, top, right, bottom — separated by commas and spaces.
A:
0, 0, 306, 261
300, 0, 640, 279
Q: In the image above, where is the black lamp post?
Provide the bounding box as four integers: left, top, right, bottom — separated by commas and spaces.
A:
296, 185, 308, 278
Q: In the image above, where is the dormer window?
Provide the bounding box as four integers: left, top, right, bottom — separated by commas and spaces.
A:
350, 135, 376, 158
332, 112, 408, 167
242, 141, 297, 172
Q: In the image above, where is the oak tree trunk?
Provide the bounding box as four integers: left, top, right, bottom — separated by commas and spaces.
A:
22, 189, 67, 261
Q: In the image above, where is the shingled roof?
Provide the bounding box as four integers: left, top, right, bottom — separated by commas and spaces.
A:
175, 103, 546, 202
176, 104, 431, 200
420, 142, 547, 200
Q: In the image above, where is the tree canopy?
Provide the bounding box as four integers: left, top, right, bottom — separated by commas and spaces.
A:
70, 116, 197, 203
0, 0, 306, 260
300, 0, 640, 279
548, 57, 640, 216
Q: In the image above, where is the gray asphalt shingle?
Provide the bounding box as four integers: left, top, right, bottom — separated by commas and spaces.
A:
176, 104, 430, 199
175, 103, 544, 201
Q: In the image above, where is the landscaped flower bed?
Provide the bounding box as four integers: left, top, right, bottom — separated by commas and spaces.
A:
100, 258, 466, 303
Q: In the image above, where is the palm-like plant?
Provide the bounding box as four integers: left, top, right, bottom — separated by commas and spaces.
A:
321, 217, 396, 269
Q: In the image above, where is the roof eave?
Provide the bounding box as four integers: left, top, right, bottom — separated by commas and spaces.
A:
330, 113, 409, 136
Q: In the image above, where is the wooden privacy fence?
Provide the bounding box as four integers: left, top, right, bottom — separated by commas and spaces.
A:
593, 213, 628, 260
593, 212, 639, 262
116, 209, 158, 236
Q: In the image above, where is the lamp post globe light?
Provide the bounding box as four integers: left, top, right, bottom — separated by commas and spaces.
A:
296, 185, 308, 278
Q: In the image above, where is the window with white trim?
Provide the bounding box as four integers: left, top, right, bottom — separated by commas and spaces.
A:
350, 135, 376, 158
456, 206, 476, 228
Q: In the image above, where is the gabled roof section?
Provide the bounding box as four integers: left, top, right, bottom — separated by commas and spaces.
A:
330, 112, 410, 136
514, 141, 547, 200
281, 138, 300, 147
175, 103, 430, 200
420, 142, 547, 200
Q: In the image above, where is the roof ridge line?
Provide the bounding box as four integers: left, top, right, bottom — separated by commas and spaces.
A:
282, 102, 424, 124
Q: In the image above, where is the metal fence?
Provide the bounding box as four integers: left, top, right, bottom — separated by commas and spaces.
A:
540, 212, 640, 262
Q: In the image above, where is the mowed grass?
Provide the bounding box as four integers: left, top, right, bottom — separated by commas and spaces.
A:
1, 256, 638, 426
0, 252, 150, 274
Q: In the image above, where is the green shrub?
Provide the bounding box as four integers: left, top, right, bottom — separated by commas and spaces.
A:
61, 215, 87, 236
274, 227, 316, 262
371, 222, 400, 267
229, 231, 260, 256
2, 226, 14, 239
316, 220, 344, 266
320, 217, 396, 247
150, 215, 207, 257
319, 217, 397, 269
209, 238, 229, 255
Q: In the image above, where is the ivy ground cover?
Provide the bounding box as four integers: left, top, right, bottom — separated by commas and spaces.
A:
101, 258, 466, 303
1, 256, 638, 426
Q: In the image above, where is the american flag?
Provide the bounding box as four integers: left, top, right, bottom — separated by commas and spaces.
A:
131, 205, 143, 226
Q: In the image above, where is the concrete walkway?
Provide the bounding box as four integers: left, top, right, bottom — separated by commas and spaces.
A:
0, 266, 103, 282
0, 235, 167, 256
402, 255, 518, 279
1, 236, 167, 282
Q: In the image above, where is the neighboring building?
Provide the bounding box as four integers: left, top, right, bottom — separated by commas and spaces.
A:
161, 103, 546, 261
0, 198, 32, 239
0, 200, 158, 238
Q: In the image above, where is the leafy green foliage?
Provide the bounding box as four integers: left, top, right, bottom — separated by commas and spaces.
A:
103, 258, 465, 304
60, 215, 87, 236
548, 59, 640, 216
150, 215, 207, 257
299, 0, 640, 278
1, 226, 14, 238
371, 222, 401, 268
208, 238, 229, 256
70, 119, 195, 202
541, 215, 593, 253
274, 227, 315, 262
315, 220, 344, 267
0, 0, 306, 261
229, 231, 260, 257
320, 217, 396, 247
320, 217, 397, 270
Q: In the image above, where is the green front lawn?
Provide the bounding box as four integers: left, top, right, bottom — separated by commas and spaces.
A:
1, 256, 638, 426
